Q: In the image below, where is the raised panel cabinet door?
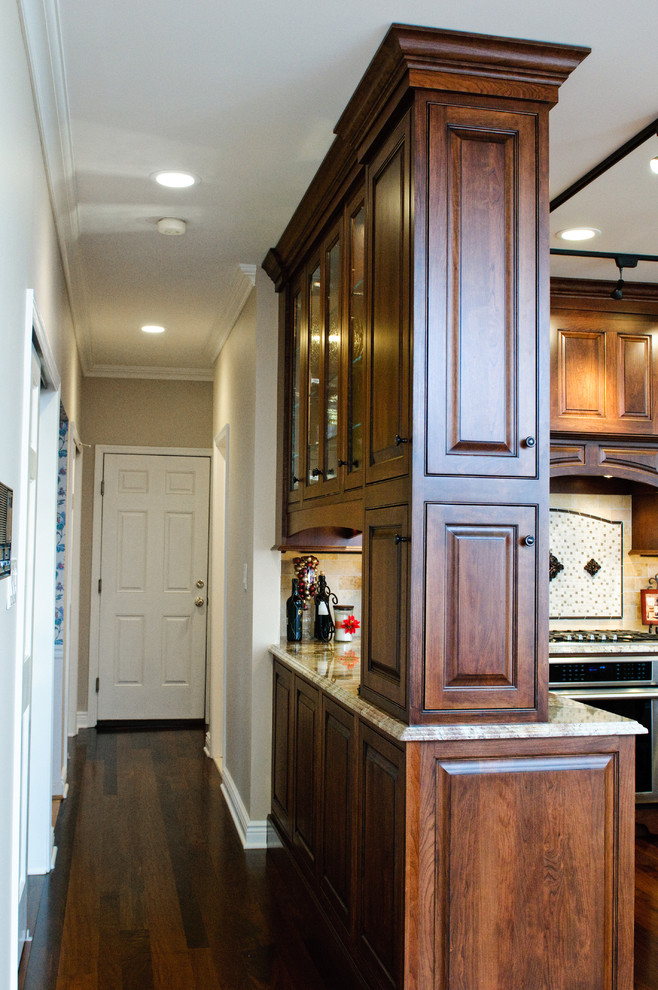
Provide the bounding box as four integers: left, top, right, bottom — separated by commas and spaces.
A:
428, 746, 631, 990
552, 324, 607, 423
426, 104, 539, 479
617, 332, 652, 423
318, 696, 356, 937
356, 725, 405, 990
360, 504, 409, 717
424, 502, 538, 714
271, 661, 293, 838
292, 677, 320, 874
366, 114, 411, 485
550, 310, 658, 434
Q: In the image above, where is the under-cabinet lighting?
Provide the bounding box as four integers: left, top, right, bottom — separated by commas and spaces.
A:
556, 227, 601, 242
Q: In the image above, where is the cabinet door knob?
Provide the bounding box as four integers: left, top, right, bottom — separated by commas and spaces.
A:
338, 459, 348, 467
524, 436, 536, 448
394, 534, 409, 545
292, 475, 301, 485
310, 468, 324, 477
522, 535, 535, 547
394, 434, 409, 446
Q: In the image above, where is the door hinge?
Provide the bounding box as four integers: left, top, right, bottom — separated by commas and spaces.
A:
100, 480, 105, 496
95, 677, 99, 694
98, 578, 102, 594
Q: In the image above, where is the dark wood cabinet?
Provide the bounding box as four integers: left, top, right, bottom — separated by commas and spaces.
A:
267, 26, 588, 723
411, 734, 635, 990
551, 309, 658, 435
423, 502, 539, 716
271, 653, 637, 990
360, 504, 409, 718
425, 102, 539, 481
271, 661, 293, 838
356, 725, 405, 990
366, 114, 411, 487
318, 695, 356, 937
292, 677, 320, 874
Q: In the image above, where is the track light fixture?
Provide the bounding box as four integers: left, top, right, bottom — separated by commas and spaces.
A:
610, 254, 638, 300
610, 266, 624, 300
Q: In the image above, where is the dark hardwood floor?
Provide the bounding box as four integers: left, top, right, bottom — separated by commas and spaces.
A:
18, 728, 362, 990
18, 727, 658, 989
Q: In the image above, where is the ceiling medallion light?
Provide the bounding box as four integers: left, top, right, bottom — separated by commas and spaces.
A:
152, 170, 197, 188
141, 325, 166, 334
157, 217, 186, 236
650, 157, 658, 175
556, 227, 601, 241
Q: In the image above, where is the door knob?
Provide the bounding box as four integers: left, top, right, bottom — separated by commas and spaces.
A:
195, 597, 205, 607
196, 579, 205, 588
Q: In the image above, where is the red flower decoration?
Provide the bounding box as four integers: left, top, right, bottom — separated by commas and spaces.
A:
340, 615, 360, 634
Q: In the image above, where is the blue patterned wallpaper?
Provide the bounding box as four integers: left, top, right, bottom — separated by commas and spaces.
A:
55, 417, 67, 645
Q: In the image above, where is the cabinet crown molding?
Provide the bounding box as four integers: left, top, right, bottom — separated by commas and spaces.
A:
265, 24, 589, 287
336, 25, 590, 148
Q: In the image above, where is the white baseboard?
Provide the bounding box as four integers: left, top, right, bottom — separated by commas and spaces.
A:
220, 768, 268, 849
76, 710, 90, 731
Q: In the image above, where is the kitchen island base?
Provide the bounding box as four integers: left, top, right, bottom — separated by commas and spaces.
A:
271, 644, 640, 990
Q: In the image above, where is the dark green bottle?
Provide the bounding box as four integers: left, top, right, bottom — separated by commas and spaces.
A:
286, 578, 303, 642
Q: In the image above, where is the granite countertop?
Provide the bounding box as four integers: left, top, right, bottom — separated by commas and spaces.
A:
271, 639, 647, 743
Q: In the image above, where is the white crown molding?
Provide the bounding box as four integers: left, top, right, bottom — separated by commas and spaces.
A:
84, 364, 214, 382
206, 263, 257, 365
17, 0, 94, 374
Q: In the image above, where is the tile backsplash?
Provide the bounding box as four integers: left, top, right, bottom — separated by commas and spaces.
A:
550, 493, 658, 630
280, 552, 362, 641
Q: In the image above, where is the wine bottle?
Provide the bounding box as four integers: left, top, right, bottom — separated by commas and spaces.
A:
286, 578, 303, 642
314, 572, 335, 642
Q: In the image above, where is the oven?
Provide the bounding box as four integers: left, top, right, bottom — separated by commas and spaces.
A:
549, 631, 658, 803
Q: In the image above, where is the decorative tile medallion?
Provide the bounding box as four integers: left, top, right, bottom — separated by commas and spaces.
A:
549, 553, 564, 582
549, 509, 622, 619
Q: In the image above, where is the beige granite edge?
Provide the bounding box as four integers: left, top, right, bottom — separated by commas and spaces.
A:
270, 642, 647, 743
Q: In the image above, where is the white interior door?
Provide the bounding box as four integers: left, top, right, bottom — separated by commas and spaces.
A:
98, 453, 210, 720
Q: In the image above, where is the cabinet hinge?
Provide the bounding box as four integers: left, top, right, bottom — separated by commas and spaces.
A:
98, 578, 102, 594
100, 480, 105, 496
95, 677, 99, 694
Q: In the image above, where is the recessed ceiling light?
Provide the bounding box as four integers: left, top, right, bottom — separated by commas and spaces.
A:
141, 324, 166, 334
556, 227, 601, 242
650, 157, 658, 175
152, 170, 197, 189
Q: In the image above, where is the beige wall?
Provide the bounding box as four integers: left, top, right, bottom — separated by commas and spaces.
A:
0, 0, 82, 971
210, 271, 280, 827
77, 377, 214, 711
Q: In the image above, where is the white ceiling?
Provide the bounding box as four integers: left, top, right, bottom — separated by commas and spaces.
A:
22, 0, 658, 379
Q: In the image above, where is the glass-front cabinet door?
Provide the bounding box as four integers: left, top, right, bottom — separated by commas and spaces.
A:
307, 261, 322, 488
305, 226, 341, 499
288, 284, 304, 503
344, 198, 365, 490
285, 197, 365, 509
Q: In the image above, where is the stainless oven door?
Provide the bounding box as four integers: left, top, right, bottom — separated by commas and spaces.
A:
553, 690, 657, 802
